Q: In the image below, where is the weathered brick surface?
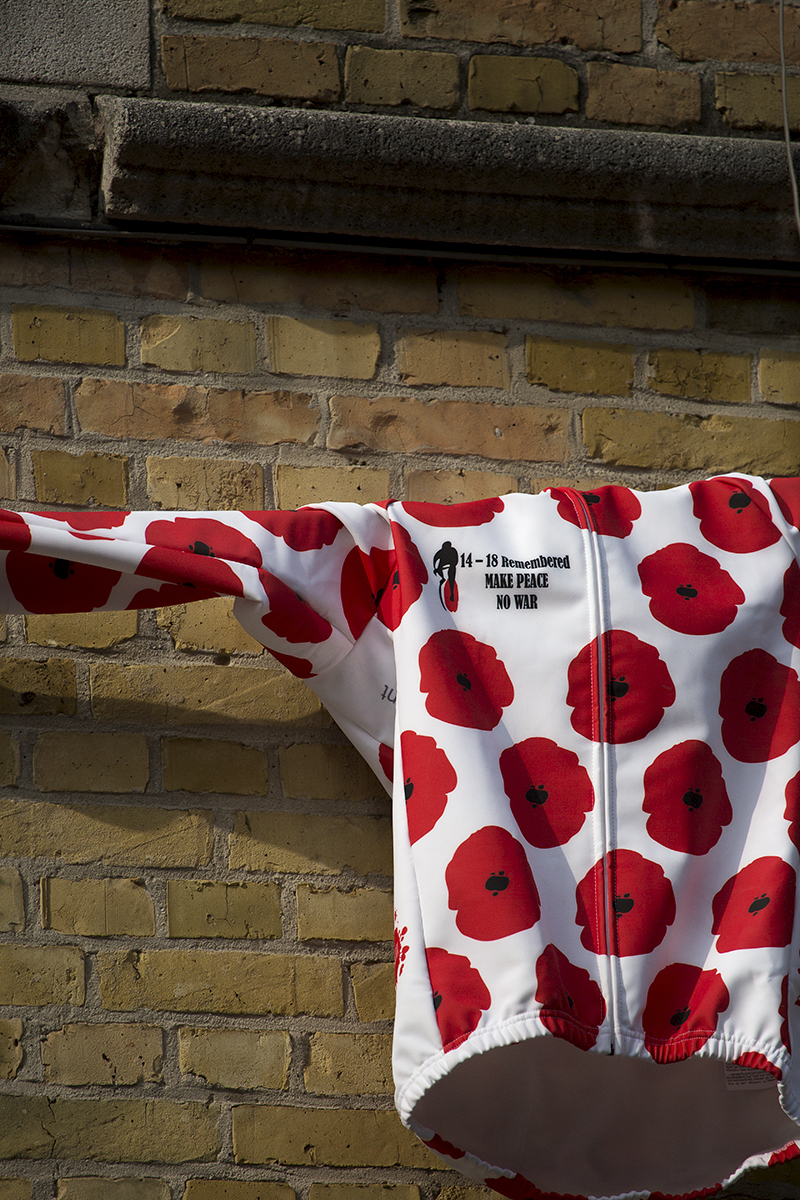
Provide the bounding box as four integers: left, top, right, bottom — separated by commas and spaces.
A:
179, 1027, 289, 1089
90, 663, 322, 726
344, 47, 459, 108
582, 408, 800, 474
146, 455, 264, 510
0, 1179, 30, 1199
649, 349, 751, 404
400, 0, 641, 52
157, 598, 266, 656
140, 315, 257, 375
310, 1188, 419, 1200
201, 250, 437, 314
460, 268, 694, 329
0, 657, 77, 716
232, 1105, 435, 1167
0, 734, 19, 789
269, 317, 380, 380
75, 379, 318, 445
229, 812, 392, 877
760, 352, 800, 405
41, 1023, 163, 1086
32, 449, 128, 507
165, 0, 384, 28
98, 949, 343, 1016
275, 464, 390, 507
279, 743, 382, 802
41, 878, 155, 937
0, 374, 66, 434
163, 736, 269, 794
657, 0, 800, 63
328, 394, 569, 463
57, 1180, 171, 1200
297, 885, 393, 942
0, 1097, 220, 1162
405, 468, 518, 503
0, 868, 24, 933
350, 962, 395, 1021
0, 239, 70, 287
527, 337, 634, 396
0, 798, 213, 867
705, 278, 800, 335
305, 1032, 393, 1095
162, 35, 339, 99
69, 244, 189, 301
33, 731, 149, 793
12, 306, 125, 367
0, 945, 84, 1006
468, 55, 578, 113
396, 329, 509, 388
0, 1019, 23, 1080
586, 63, 701, 126
26, 611, 138, 649
716, 72, 800, 130
167, 879, 281, 938
184, 1183, 294, 1200
0, 450, 14, 501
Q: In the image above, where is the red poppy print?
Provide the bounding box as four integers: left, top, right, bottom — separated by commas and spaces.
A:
401, 730, 457, 844
446, 826, 540, 941
643, 740, 732, 855
781, 560, 800, 649
719, 649, 800, 762
145, 518, 262, 568
378, 742, 393, 784
41, 511, 129, 530
258, 570, 332, 643
642, 963, 729, 1063
638, 543, 744, 636
394, 917, 409, 984
568, 630, 675, 744
690, 477, 781, 553
535, 943, 606, 1050
421, 1134, 465, 1162
341, 527, 427, 639
0, 510, 31, 552
426, 947, 491, 1049
733, 1052, 782, 1079
770, 477, 800, 529
551, 486, 641, 538
136, 545, 244, 597
499, 738, 594, 849
126, 580, 217, 609
420, 630, 514, 731
576, 849, 676, 957
244, 508, 342, 551
712, 856, 796, 952
770, 1144, 800, 1168
5, 550, 121, 613
403, 498, 504, 528
785, 772, 800, 852
266, 648, 315, 677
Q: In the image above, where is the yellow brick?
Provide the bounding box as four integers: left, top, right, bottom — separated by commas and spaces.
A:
0, 374, 66, 434
297, 885, 393, 942
586, 63, 701, 126
350, 962, 395, 1021
0, 657, 76, 716
468, 54, 578, 113
57, 1181, 170, 1200
201, 249, 436, 314
41, 1023, 162, 1086
0, 1097, 219, 1162
146, 455, 264, 510
657, 0, 800, 64
461, 267, 694, 329
141, 315, 256, 374
41, 878, 155, 937
90, 663, 323, 727
75, 379, 318, 445
405, 468, 517, 504
0, 868, 23, 933
32, 449, 128, 507
582, 407, 800, 475
230, 812, 392, 877
69, 243, 190, 302
649, 348, 751, 404
269, 316, 380, 380
33, 731, 149, 793
311, 1189, 418, 1200
0, 240, 70, 288
162, 35, 340, 101
716, 72, 800, 130
167, 879, 281, 939
305, 1032, 392, 1094
345, 47, 459, 107
435, 1188, 489, 1200
0, 733, 19, 788
760, 352, 800, 406
25, 611, 138, 649
400, 0, 640, 51
527, 337, 634, 396
156, 598, 265, 656
232, 1105, 435, 1168
0, 945, 84, 1006
0, 797, 213, 867
396, 329, 509, 388
328, 394, 568, 464
163, 737, 269, 794
275, 465, 390, 508
98, 949, 342, 1017
0, 1019, 22, 1081
0, 1180, 30, 1200
0, 449, 14, 501
165, 0, 384, 29
12, 306, 125, 367
179, 1027, 289, 1089
185, 1185, 293, 1200
279, 743, 382, 802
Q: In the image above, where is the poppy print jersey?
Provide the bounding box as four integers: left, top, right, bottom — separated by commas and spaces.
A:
3, 475, 800, 1200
